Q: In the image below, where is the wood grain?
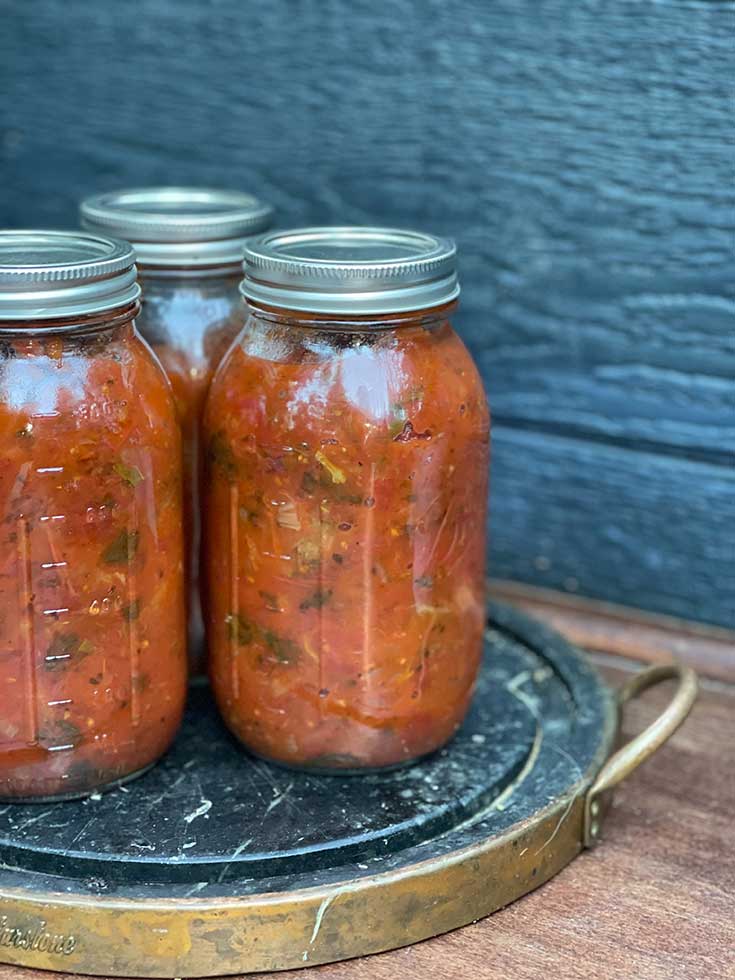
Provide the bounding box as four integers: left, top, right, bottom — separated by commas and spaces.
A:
1, 0, 732, 623
1, 660, 731, 980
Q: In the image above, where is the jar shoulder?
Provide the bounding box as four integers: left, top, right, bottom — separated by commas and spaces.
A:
135, 281, 245, 365
0, 331, 175, 419
209, 318, 489, 430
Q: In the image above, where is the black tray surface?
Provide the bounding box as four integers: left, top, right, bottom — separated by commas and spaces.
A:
0, 603, 612, 899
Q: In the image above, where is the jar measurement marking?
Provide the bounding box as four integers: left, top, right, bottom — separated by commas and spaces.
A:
9, 517, 39, 750
0, 229, 187, 799
17, 515, 81, 753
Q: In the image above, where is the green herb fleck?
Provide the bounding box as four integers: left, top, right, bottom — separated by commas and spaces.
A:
122, 598, 141, 621
45, 633, 81, 670
259, 591, 281, 612
414, 575, 434, 588
114, 462, 145, 487
226, 612, 300, 664
301, 463, 364, 506
389, 403, 408, 436
208, 431, 238, 480
301, 470, 319, 495
262, 627, 300, 664
132, 673, 151, 694
315, 450, 346, 484
226, 613, 257, 645
334, 489, 363, 505
102, 529, 140, 564
295, 539, 321, 568
38, 718, 83, 747
299, 588, 333, 612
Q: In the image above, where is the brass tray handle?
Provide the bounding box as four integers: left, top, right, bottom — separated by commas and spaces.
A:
584, 662, 698, 847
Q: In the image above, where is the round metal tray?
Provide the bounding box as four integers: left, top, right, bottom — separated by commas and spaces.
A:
0, 602, 696, 977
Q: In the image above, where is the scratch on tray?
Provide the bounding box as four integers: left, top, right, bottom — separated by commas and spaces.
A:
471, 668, 545, 820
303, 890, 342, 961
216, 838, 254, 883
505, 668, 583, 855
69, 816, 96, 847
533, 741, 584, 856
309, 894, 335, 945
16, 809, 53, 832
506, 670, 538, 718
265, 781, 294, 815
148, 772, 187, 809
184, 799, 212, 824
184, 881, 208, 897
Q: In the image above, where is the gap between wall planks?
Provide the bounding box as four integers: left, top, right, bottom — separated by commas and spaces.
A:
490, 579, 735, 685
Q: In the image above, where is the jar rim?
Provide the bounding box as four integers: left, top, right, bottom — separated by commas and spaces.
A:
0, 231, 141, 321
80, 187, 274, 268
241, 226, 460, 315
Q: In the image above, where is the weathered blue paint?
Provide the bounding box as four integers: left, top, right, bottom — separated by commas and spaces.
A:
1, 0, 732, 624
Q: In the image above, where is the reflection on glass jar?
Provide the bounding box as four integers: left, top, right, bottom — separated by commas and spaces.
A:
204, 227, 490, 771
80, 188, 274, 670
0, 231, 187, 800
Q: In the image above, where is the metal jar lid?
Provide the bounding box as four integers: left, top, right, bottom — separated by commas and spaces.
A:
0, 231, 140, 322
241, 227, 459, 315
79, 187, 274, 269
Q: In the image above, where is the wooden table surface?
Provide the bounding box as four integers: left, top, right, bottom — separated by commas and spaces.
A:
2, 593, 733, 980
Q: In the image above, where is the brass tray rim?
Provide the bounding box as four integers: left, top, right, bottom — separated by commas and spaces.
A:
0, 607, 696, 977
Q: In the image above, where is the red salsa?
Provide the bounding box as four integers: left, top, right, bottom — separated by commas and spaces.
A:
0, 232, 186, 800
134, 271, 246, 667
80, 188, 274, 669
204, 228, 490, 770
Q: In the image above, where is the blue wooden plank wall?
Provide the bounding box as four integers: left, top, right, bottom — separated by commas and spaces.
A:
1, 0, 733, 625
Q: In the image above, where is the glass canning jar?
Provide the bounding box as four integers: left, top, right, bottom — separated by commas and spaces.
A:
204, 227, 490, 771
80, 188, 274, 669
0, 232, 187, 801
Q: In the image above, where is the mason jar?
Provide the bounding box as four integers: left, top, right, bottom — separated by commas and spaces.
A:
0, 231, 187, 800
80, 187, 274, 669
204, 227, 490, 771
